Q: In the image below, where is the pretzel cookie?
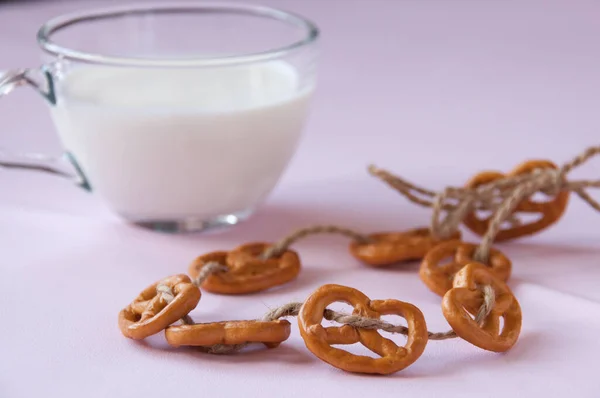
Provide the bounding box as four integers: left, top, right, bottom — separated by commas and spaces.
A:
442, 263, 522, 352
166, 320, 291, 349
349, 227, 461, 266
298, 284, 428, 375
420, 240, 511, 296
463, 160, 570, 241
119, 274, 201, 340
189, 243, 301, 294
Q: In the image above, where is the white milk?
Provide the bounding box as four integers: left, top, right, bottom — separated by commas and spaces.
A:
50, 62, 313, 220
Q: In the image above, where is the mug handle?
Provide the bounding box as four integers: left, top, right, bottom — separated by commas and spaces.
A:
0, 68, 90, 190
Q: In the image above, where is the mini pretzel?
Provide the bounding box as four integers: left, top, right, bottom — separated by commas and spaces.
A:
420, 240, 511, 296
349, 227, 462, 266
165, 320, 291, 349
298, 284, 428, 375
118, 274, 201, 340
463, 160, 570, 241
442, 263, 522, 352
189, 243, 301, 294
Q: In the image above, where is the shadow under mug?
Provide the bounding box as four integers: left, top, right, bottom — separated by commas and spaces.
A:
0, 2, 319, 233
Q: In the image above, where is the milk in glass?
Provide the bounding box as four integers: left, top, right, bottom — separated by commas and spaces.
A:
50, 61, 312, 220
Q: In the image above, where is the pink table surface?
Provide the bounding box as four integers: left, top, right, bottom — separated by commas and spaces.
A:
2, 0, 600, 397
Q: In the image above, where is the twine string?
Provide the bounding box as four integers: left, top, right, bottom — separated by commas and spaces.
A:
261, 225, 372, 259
191, 261, 228, 287
473, 176, 549, 263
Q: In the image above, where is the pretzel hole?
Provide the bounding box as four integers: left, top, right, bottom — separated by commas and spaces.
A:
378, 314, 409, 344
529, 191, 555, 203
322, 302, 354, 326
501, 212, 541, 229
437, 256, 454, 268
499, 219, 517, 229
456, 303, 478, 321
474, 209, 494, 220
332, 342, 381, 358
434, 256, 457, 279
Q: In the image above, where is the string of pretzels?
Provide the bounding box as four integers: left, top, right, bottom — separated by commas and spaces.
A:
120, 144, 597, 375
157, 262, 496, 354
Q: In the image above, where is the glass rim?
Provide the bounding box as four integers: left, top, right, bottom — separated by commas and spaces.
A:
36, 2, 320, 67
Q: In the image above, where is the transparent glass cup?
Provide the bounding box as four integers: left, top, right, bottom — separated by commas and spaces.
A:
0, 3, 319, 232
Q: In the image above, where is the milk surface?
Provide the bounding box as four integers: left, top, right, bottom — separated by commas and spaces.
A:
50, 62, 313, 219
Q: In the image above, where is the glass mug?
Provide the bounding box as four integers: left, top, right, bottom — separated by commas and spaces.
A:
0, 3, 319, 232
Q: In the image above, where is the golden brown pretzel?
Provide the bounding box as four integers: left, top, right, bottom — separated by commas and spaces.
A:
463, 160, 570, 241
442, 263, 522, 352
189, 243, 301, 294
349, 227, 461, 266
118, 274, 201, 340
165, 320, 291, 348
420, 240, 511, 296
298, 284, 428, 375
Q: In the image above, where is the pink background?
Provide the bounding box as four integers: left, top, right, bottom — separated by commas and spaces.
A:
1, 0, 600, 397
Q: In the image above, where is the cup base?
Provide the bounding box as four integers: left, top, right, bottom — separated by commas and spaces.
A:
123, 208, 254, 234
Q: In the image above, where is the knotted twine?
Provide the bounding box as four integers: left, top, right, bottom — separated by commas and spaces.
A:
369, 145, 600, 262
